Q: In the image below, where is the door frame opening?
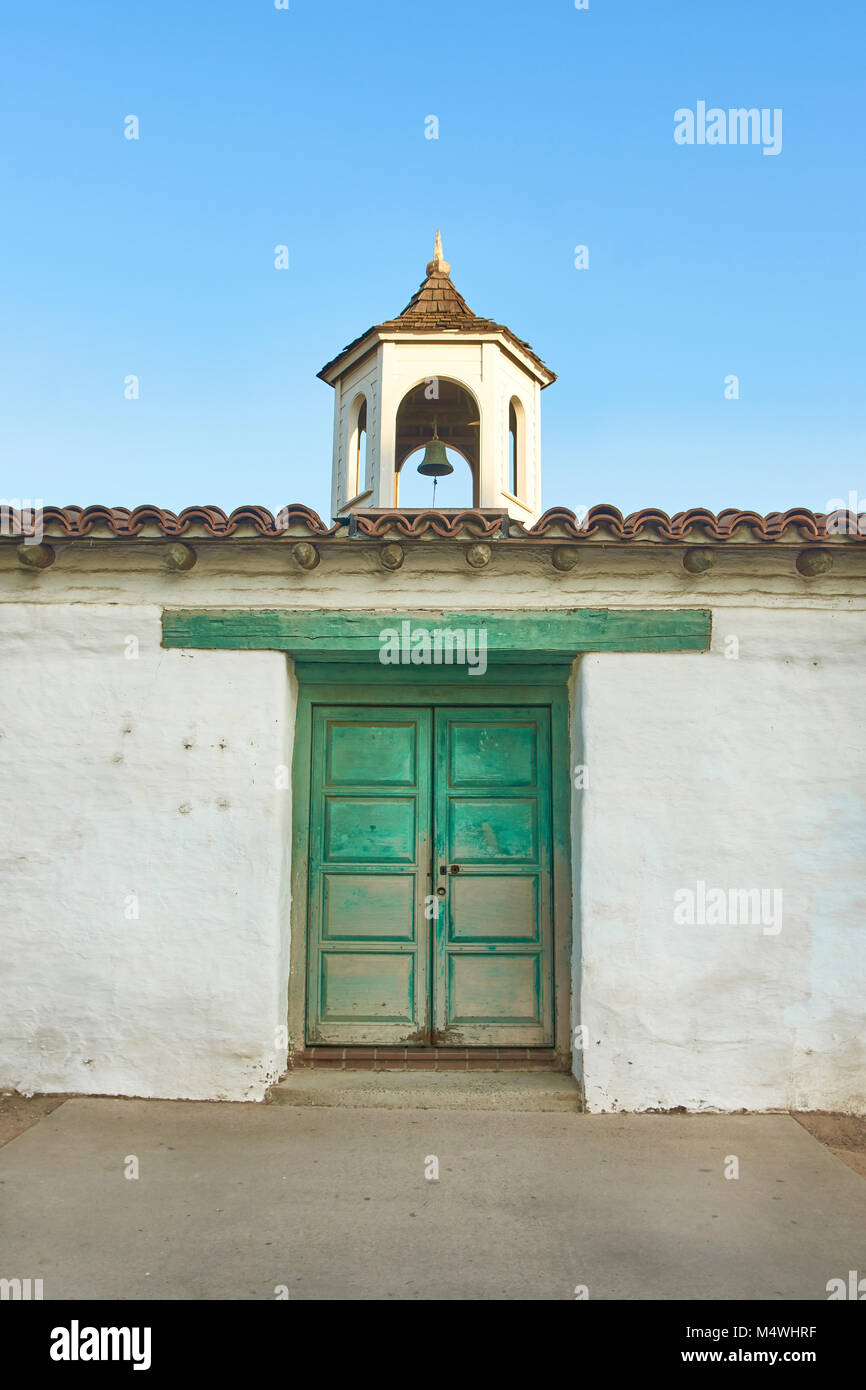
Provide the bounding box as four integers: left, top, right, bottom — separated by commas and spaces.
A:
288, 662, 576, 1068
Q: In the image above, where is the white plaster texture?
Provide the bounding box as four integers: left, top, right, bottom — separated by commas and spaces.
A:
575, 607, 866, 1113
0, 604, 294, 1101
0, 548, 864, 1108
2, 537, 863, 612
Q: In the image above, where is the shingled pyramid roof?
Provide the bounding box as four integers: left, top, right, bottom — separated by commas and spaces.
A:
318, 232, 555, 383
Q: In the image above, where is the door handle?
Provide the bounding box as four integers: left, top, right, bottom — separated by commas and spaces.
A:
449, 864, 461, 874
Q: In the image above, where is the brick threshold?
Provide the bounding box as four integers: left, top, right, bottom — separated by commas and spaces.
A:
291, 1046, 568, 1073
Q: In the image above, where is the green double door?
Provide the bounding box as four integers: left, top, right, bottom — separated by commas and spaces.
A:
306, 705, 554, 1047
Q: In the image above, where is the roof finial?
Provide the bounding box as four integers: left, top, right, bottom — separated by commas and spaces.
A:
426, 228, 450, 277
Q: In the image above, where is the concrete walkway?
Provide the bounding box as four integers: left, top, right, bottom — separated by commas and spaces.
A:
1, 1097, 864, 1300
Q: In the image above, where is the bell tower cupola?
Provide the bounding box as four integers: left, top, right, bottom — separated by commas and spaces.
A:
318, 232, 556, 523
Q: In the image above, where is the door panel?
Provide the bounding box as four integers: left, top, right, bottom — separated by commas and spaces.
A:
320, 953, 415, 1024
326, 721, 418, 785
447, 953, 542, 1025
321, 874, 416, 940
306, 703, 554, 1047
449, 874, 540, 941
433, 707, 554, 1046
449, 797, 539, 862
448, 721, 538, 786
324, 797, 417, 861
307, 707, 431, 1044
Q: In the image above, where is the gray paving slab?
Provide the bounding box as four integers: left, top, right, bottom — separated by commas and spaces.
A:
0, 1099, 864, 1300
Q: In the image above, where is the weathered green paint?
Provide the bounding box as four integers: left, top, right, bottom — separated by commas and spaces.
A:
294, 661, 572, 688
288, 668, 576, 1070
306, 707, 432, 1045
162, 607, 711, 656
433, 708, 554, 1045
305, 702, 555, 1047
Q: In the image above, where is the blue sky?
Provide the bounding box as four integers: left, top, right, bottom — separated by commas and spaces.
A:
1, 0, 863, 519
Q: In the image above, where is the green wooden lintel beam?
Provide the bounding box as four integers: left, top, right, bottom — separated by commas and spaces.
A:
161, 608, 711, 656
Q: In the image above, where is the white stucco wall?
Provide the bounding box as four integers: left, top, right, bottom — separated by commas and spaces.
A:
0, 604, 294, 1101
575, 608, 866, 1113
0, 541, 863, 1107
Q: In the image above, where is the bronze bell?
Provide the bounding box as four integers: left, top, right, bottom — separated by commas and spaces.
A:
416, 421, 454, 478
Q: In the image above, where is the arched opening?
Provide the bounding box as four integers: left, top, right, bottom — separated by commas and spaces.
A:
346, 394, 368, 503
508, 396, 525, 500
394, 379, 480, 509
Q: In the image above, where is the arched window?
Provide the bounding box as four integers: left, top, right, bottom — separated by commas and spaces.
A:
394, 378, 480, 508
347, 395, 367, 501
508, 397, 525, 499
356, 398, 367, 486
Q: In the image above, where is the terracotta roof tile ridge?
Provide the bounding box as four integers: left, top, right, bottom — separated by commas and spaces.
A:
6, 503, 864, 543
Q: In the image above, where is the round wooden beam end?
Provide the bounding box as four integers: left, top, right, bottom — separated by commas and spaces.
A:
292, 542, 320, 570
796, 548, 833, 577
380, 543, 405, 571
165, 542, 197, 571
16, 542, 56, 569
466, 543, 491, 568
552, 546, 580, 571
682, 548, 715, 574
